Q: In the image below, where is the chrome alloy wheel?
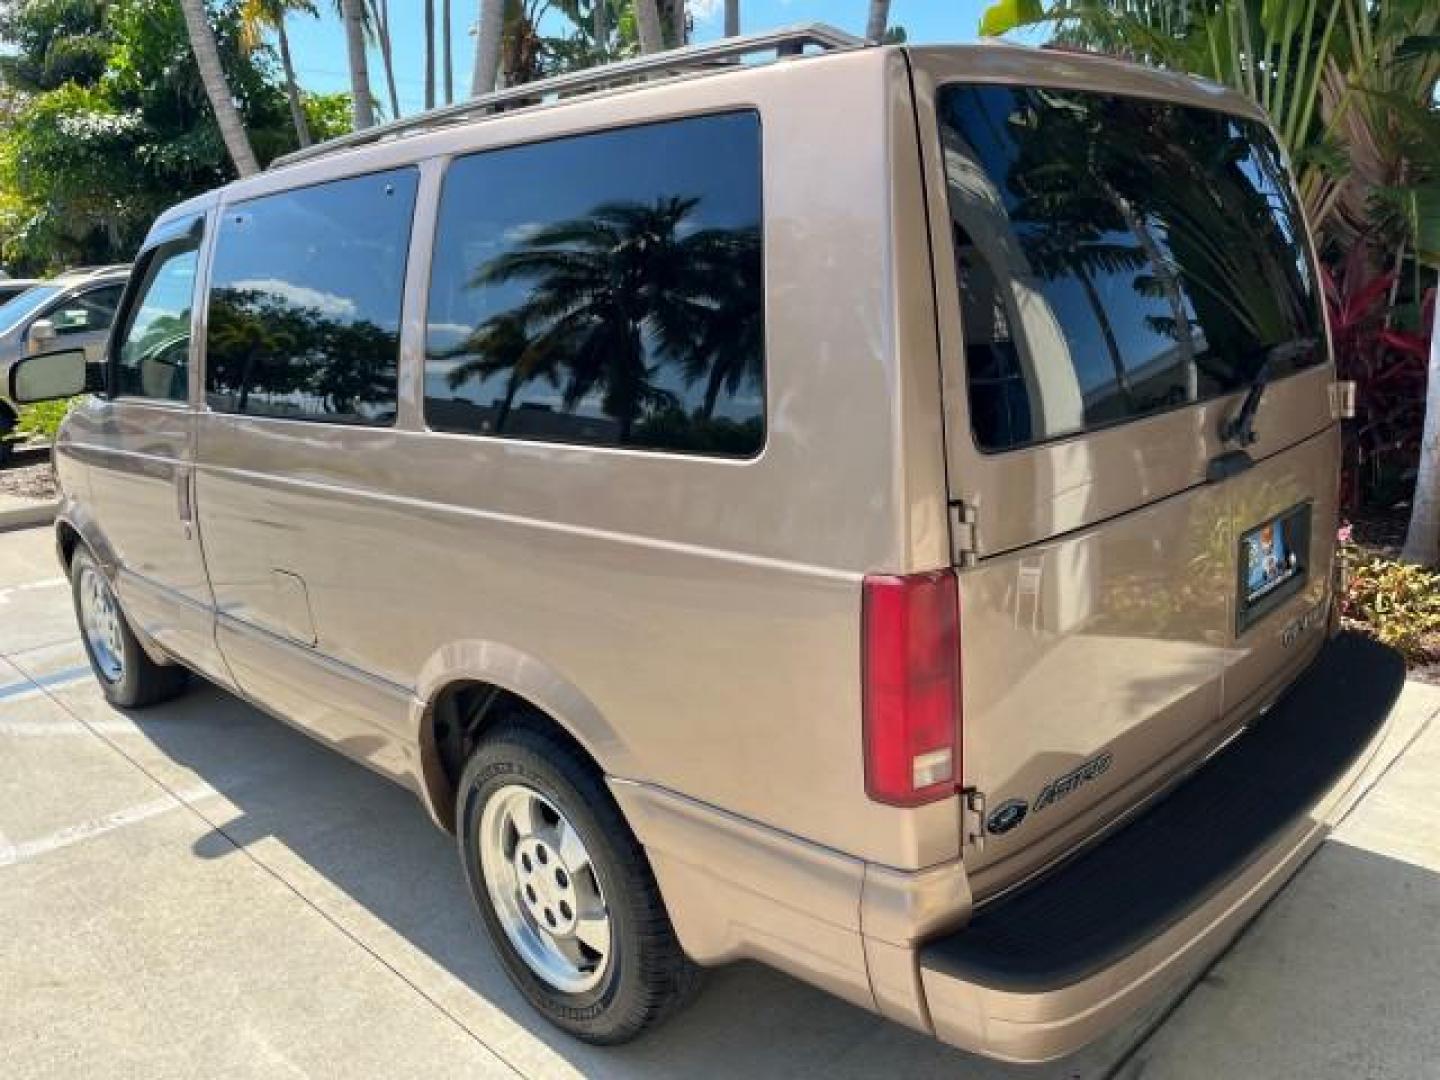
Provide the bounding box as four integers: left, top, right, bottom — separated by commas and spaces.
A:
78, 564, 124, 683
478, 784, 612, 993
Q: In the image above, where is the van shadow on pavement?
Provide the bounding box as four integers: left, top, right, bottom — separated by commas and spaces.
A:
66, 671, 1440, 1080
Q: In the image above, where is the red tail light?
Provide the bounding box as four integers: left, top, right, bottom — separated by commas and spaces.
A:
862, 569, 962, 806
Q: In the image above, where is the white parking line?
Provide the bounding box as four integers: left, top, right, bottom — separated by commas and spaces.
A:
0, 667, 93, 703
0, 784, 219, 868
0, 577, 67, 605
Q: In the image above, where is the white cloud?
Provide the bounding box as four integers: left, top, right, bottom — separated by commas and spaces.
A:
688, 0, 723, 23
230, 278, 357, 320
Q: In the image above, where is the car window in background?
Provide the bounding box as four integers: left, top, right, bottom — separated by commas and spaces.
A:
114, 243, 199, 402
938, 85, 1324, 453
47, 284, 124, 335
425, 112, 765, 457
205, 168, 418, 425
0, 285, 60, 335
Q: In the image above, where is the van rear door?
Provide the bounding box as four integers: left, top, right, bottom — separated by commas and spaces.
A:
909, 51, 1335, 898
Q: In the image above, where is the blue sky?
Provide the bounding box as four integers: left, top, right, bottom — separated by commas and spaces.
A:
285, 1, 1004, 118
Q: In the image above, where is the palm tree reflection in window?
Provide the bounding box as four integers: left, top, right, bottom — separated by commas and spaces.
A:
943, 86, 1322, 452
438, 195, 764, 456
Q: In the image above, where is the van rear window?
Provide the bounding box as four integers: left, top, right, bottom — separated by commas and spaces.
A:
937, 85, 1324, 453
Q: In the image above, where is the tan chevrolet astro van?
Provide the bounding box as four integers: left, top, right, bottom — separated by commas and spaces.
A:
8, 26, 1407, 1062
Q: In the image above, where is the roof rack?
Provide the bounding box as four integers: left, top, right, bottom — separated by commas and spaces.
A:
270, 23, 863, 170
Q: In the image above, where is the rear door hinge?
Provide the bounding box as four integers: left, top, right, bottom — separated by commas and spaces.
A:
962, 787, 986, 854
949, 500, 978, 568
1330, 380, 1357, 420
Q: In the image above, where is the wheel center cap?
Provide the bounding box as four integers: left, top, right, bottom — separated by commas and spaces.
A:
514, 837, 578, 935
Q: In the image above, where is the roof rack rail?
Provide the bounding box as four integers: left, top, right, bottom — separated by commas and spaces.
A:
270, 23, 863, 170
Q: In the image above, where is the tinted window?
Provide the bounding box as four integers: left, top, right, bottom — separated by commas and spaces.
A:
425, 112, 764, 456
206, 168, 417, 424
48, 284, 123, 336
114, 243, 197, 401
938, 86, 1323, 452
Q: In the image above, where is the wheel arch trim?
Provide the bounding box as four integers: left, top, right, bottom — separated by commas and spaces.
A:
409, 638, 636, 832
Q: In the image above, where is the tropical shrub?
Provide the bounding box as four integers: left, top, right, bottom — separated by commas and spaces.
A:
7, 396, 79, 443
1325, 244, 1436, 510
1341, 531, 1440, 661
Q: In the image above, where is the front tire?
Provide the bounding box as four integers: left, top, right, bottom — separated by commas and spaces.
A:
0, 407, 15, 468
70, 548, 187, 708
458, 723, 700, 1044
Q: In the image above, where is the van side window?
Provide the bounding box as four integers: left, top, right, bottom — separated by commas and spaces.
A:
48, 284, 123, 336
425, 112, 764, 456
937, 85, 1324, 453
205, 168, 418, 425
113, 243, 199, 402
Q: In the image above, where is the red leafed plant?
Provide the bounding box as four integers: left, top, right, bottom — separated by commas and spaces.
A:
1324, 245, 1436, 512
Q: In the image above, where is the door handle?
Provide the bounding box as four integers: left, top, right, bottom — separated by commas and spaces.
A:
175, 466, 194, 538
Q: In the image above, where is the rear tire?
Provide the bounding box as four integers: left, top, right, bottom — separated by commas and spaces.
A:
70, 547, 188, 708
457, 723, 701, 1044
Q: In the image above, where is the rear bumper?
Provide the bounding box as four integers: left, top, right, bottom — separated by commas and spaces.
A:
918, 631, 1405, 1062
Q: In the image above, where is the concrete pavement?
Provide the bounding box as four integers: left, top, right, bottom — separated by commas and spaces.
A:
1, 524, 1437, 1079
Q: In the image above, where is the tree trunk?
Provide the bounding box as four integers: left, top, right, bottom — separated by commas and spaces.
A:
376, 0, 401, 120
441, 0, 453, 103
423, 0, 435, 109
634, 0, 664, 53
1106, 181, 1198, 401
865, 0, 890, 42
1075, 261, 1134, 405
178, 0, 260, 176
471, 0, 504, 96
341, 0, 375, 128
724, 0, 738, 37
593, 0, 607, 56
1402, 294, 1440, 565
276, 18, 311, 148
668, 0, 685, 47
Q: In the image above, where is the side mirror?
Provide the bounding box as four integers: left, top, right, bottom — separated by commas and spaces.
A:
8, 348, 89, 404
26, 318, 57, 352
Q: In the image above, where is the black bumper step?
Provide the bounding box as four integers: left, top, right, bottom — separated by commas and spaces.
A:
923, 631, 1404, 992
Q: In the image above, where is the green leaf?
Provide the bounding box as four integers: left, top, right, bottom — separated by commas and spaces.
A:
980, 0, 1046, 37
1414, 185, 1440, 268
1394, 34, 1440, 62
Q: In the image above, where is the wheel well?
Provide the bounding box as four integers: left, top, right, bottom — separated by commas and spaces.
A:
56, 521, 82, 568
426, 681, 600, 831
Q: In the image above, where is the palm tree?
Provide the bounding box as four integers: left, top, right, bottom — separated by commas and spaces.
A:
634, 0, 664, 53
178, 0, 261, 176
1404, 298, 1440, 564
723, 0, 738, 37
460, 197, 761, 440
340, 0, 374, 127
365, 0, 401, 118
471, 0, 504, 95
423, 0, 436, 109
593, 0, 608, 57
445, 313, 564, 428
865, 0, 890, 43
665, 0, 685, 47
240, 0, 316, 147
441, 0, 453, 102
675, 228, 763, 416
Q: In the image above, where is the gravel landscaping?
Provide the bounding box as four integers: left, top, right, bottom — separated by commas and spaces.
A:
0, 447, 57, 501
